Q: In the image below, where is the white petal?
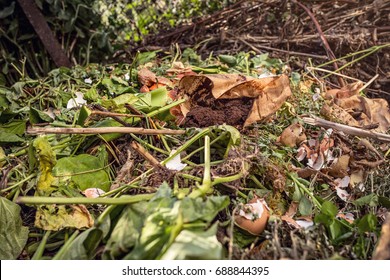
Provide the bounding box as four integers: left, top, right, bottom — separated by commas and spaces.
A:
124, 73, 130, 81
67, 92, 87, 109
296, 220, 314, 229
83, 188, 105, 198
84, 78, 92, 84
336, 187, 350, 201
165, 149, 187, 171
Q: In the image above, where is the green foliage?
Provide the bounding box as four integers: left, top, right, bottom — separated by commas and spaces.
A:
0, 197, 29, 259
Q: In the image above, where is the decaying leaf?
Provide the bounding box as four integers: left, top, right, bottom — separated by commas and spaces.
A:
322, 82, 390, 133
178, 74, 291, 127
278, 123, 307, 147
35, 204, 94, 231
33, 136, 57, 195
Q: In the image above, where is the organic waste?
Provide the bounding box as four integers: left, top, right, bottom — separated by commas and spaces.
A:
1, 48, 390, 261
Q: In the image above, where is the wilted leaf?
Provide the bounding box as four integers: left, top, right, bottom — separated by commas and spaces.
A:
160, 223, 222, 260
323, 82, 390, 133
0, 197, 29, 259
53, 154, 110, 191
278, 123, 306, 147
33, 136, 57, 194
178, 74, 291, 127
35, 204, 94, 231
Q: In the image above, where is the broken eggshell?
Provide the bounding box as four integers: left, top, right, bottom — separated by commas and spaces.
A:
234, 198, 270, 235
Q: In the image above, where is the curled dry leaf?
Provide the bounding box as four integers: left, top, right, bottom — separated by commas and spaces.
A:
234, 198, 270, 235
278, 123, 307, 147
322, 81, 390, 133
178, 74, 291, 127
328, 154, 350, 178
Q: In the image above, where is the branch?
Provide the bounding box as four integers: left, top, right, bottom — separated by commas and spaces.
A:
303, 116, 390, 143
26, 126, 186, 136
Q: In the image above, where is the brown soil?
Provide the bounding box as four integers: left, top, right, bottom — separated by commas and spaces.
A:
184, 98, 254, 127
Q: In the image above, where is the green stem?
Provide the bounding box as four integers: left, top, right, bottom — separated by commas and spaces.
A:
52, 230, 80, 260
17, 193, 154, 205
189, 135, 212, 198
212, 173, 243, 185
0, 173, 37, 193
289, 174, 321, 209
32, 230, 51, 260
146, 99, 186, 118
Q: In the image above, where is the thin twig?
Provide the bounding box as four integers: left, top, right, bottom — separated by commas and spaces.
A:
26, 126, 186, 135
292, 0, 345, 87
303, 116, 390, 143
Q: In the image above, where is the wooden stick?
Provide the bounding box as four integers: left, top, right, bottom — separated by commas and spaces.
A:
26, 126, 186, 136
303, 116, 390, 143
17, 0, 72, 68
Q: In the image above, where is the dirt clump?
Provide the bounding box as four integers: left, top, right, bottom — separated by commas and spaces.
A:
184, 98, 254, 128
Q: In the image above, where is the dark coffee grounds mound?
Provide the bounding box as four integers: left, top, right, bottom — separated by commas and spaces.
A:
184, 98, 254, 127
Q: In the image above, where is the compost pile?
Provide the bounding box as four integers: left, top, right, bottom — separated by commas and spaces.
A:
1, 0, 390, 261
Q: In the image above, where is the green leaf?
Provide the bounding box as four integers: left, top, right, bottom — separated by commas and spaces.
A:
320, 201, 338, 217
84, 87, 99, 102
77, 105, 92, 126
219, 55, 237, 66
0, 1, 15, 19
0, 197, 29, 259
136, 51, 158, 66
180, 196, 230, 223
298, 195, 313, 216
55, 228, 103, 259
160, 223, 223, 260
378, 196, 390, 209
353, 193, 379, 207
357, 213, 378, 234
103, 202, 148, 259
292, 184, 302, 202
29, 107, 54, 124
53, 154, 110, 191
0, 119, 26, 135
0, 130, 24, 142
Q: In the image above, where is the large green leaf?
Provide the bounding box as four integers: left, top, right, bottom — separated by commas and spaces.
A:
53, 154, 110, 191
0, 197, 29, 259
0, 119, 26, 135
160, 223, 223, 260
0, 130, 24, 142
180, 196, 230, 223
103, 202, 147, 259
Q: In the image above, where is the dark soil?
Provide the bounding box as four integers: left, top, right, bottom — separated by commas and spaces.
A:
184, 98, 254, 127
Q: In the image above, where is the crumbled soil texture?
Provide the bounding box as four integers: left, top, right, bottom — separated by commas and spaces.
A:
184, 97, 254, 127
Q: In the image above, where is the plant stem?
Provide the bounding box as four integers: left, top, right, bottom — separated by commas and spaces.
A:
189, 135, 212, 198
52, 230, 79, 260
32, 230, 51, 260
0, 173, 37, 193
17, 193, 154, 205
